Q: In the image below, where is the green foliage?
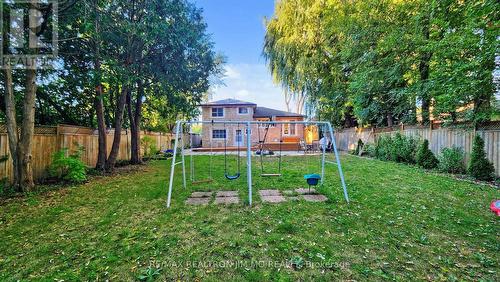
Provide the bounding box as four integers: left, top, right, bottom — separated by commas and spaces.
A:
49, 145, 87, 183
362, 143, 376, 158
264, 0, 497, 126
141, 136, 158, 159
138, 266, 161, 282
0, 177, 11, 196
290, 256, 305, 270
1, 156, 499, 280
416, 140, 438, 169
375, 135, 393, 161
392, 133, 418, 164
438, 147, 466, 174
468, 135, 495, 181
375, 133, 417, 164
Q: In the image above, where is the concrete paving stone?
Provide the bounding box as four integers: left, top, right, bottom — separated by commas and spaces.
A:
216, 191, 239, 197
190, 191, 213, 198
185, 197, 210, 205
258, 189, 282, 196
215, 196, 240, 204
261, 195, 287, 203
295, 188, 317, 195
302, 194, 328, 202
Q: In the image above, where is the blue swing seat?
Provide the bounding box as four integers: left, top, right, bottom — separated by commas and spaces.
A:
225, 173, 240, 180
304, 174, 321, 186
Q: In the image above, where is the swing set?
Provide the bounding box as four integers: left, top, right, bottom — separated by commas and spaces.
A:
166, 120, 349, 207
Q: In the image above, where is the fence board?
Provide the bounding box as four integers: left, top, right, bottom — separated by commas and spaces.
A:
0, 125, 182, 183
335, 126, 500, 176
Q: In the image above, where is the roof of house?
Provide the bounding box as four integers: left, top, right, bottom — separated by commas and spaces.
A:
254, 107, 304, 118
200, 98, 256, 107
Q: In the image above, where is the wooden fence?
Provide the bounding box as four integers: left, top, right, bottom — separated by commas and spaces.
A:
334, 123, 500, 176
0, 124, 180, 183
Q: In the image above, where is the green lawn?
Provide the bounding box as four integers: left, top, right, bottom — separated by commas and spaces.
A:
0, 154, 498, 281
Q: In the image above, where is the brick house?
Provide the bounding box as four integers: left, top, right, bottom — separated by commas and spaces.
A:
199, 99, 312, 150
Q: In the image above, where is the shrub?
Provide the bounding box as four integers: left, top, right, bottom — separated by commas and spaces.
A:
375, 135, 393, 161
49, 145, 87, 183
141, 136, 158, 159
438, 147, 466, 174
363, 143, 376, 158
416, 139, 438, 169
468, 135, 495, 181
392, 133, 418, 164
375, 133, 417, 164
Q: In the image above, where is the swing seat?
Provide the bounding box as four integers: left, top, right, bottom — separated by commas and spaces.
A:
192, 179, 213, 185
261, 173, 282, 177
225, 173, 240, 180
304, 174, 321, 186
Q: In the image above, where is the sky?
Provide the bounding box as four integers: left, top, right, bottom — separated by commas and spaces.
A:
193, 0, 288, 111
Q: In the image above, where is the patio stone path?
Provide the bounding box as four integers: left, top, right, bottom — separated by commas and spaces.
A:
259, 189, 287, 203
185, 197, 210, 205
214, 196, 240, 205
216, 191, 239, 197
214, 190, 240, 205
186, 189, 328, 205
295, 188, 318, 195
190, 191, 213, 198
302, 194, 328, 202
259, 189, 282, 196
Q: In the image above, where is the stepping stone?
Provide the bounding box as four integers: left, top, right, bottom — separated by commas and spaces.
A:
258, 189, 281, 196
185, 197, 210, 205
215, 196, 240, 205
261, 195, 287, 203
216, 191, 239, 197
295, 188, 318, 195
191, 191, 213, 198
302, 194, 328, 202
282, 190, 295, 196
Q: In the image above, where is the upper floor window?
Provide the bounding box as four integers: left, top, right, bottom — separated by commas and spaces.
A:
238, 107, 249, 114
211, 107, 224, 117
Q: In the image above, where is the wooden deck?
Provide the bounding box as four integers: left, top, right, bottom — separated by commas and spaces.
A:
192, 142, 300, 152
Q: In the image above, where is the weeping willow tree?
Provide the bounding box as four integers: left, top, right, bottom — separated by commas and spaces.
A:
263, 0, 323, 117
264, 0, 498, 127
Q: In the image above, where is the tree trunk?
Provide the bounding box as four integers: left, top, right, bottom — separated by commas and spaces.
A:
95, 84, 107, 170
19, 68, 37, 190
419, 14, 432, 125
387, 113, 394, 127
3, 67, 21, 190
93, 0, 107, 171
127, 81, 143, 164
105, 85, 128, 171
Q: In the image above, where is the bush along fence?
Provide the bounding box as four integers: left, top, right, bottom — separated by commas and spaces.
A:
0, 124, 183, 183
334, 122, 500, 177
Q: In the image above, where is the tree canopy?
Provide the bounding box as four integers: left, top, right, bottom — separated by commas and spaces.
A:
264, 0, 499, 127
1, 0, 223, 190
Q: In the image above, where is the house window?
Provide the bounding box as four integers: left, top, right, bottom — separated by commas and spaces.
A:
238, 107, 248, 114
283, 122, 296, 135
212, 129, 226, 139
211, 107, 224, 117
258, 119, 276, 128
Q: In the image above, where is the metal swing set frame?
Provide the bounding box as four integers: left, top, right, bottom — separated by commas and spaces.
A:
166, 120, 349, 207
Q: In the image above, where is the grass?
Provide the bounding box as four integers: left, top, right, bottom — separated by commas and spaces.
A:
0, 154, 498, 281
